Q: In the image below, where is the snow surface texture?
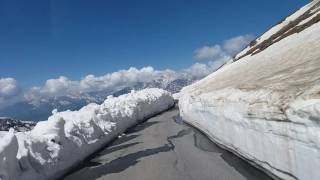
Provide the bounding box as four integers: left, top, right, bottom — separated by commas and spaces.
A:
179, 1, 320, 180
0, 129, 19, 180
0, 88, 174, 180
235, 0, 320, 61
172, 93, 181, 101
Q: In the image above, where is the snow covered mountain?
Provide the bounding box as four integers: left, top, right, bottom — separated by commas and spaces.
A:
114, 77, 194, 96
0, 76, 196, 121
179, 1, 320, 180
0, 117, 35, 132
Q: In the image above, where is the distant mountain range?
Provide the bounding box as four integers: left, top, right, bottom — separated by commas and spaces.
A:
0, 117, 36, 131
0, 77, 195, 121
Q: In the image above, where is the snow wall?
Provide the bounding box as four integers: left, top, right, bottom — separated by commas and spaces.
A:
0, 88, 174, 180
179, 1, 320, 180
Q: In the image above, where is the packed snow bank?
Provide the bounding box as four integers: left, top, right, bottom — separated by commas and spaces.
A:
0, 129, 19, 180
172, 93, 181, 101
179, 2, 320, 180
0, 88, 174, 180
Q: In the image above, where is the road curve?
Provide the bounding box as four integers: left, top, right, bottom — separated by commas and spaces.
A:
63, 107, 272, 180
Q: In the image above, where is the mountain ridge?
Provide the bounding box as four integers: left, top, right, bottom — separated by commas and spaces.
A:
0, 77, 196, 121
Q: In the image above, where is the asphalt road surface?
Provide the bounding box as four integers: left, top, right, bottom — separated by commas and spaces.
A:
63, 107, 272, 180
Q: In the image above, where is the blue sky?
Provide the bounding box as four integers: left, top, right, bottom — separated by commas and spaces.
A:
0, 0, 308, 88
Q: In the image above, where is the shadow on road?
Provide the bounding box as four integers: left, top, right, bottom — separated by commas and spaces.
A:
62, 115, 165, 180
107, 134, 140, 147
66, 143, 173, 180
192, 122, 272, 180
63, 108, 273, 180
125, 121, 160, 134
98, 142, 141, 156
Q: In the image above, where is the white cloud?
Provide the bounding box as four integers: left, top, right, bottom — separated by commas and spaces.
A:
189, 34, 254, 80
0, 34, 254, 109
79, 67, 174, 92
24, 67, 179, 105
194, 45, 227, 60
182, 58, 228, 79
183, 63, 212, 79
0, 78, 19, 97
0, 78, 20, 107
24, 64, 221, 105
223, 34, 255, 55
25, 76, 79, 104
194, 34, 254, 61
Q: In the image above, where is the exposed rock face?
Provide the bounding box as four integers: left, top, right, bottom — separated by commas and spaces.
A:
179, 1, 320, 180
0, 117, 36, 132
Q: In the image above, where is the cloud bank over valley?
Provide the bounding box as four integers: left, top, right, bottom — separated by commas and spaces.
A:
0, 34, 254, 120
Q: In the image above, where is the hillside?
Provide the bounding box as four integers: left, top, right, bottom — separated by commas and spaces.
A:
179, 1, 320, 180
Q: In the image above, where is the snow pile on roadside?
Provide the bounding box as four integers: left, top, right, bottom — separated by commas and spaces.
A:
172, 93, 180, 101
0, 88, 174, 180
0, 129, 19, 180
179, 1, 320, 180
